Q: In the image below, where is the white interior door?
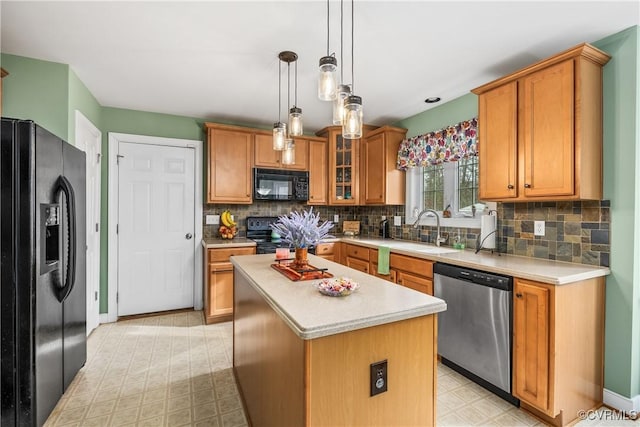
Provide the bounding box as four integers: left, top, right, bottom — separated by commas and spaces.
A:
117, 142, 195, 316
74, 111, 101, 335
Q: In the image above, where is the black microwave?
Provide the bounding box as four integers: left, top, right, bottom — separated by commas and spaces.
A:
254, 168, 308, 201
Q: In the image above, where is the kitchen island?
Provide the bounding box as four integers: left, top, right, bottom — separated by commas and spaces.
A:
230, 253, 447, 427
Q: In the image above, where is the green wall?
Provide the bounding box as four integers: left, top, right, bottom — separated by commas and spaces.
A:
394, 93, 477, 137
3, 25, 640, 400
67, 69, 102, 143
594, 26, 640, 399
1, 53, 70, 140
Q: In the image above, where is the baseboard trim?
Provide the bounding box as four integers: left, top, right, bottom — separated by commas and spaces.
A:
603, 388, 640, 412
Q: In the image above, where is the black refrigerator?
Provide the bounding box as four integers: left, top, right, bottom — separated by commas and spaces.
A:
1, 118, 87, 426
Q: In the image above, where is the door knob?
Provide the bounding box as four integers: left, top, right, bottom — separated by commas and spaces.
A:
185, 233, 193, 240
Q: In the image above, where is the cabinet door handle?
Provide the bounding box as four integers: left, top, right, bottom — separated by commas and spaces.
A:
524, 184, 531, 188
516, 293, 523, 298
507, 184, 514, 190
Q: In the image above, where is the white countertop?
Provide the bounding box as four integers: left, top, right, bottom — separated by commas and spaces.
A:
202, 237, 257, 249
230, 253, 447, 340
339, 237, 610, 285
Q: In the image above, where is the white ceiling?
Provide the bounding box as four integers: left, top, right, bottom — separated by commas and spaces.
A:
1, 1, 638, 134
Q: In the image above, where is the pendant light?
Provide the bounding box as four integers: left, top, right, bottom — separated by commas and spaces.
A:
342, 0, 363, 139
318, 0, 337, 101
279, 51, 298, 165
288, 58, 303, 136
281, 139, 296, 165
333, 0, 351, 125
273, 56, 286, 151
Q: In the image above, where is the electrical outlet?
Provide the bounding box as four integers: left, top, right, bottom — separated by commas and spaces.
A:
534, 220, 545, 236
334, 214, 339, 223
370, 360, 388, 396
393, 216, 402, 226
381, 215, 386, 221
206, 215, 219, 225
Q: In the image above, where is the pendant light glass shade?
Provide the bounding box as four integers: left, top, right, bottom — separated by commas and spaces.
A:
332, 84, 351, 125
342, 95, 363, 139
318, 56, 338, 101
273, 122, 287, 150
289, 107, 303, 136
281, 139, 295, 165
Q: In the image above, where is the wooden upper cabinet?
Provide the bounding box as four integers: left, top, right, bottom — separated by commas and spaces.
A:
472, 43, 610, 202
362, 126, 407, 205
254, 133, 281, 168
478, 81, 518, 200
254, 133, 309, 171
308, 137, 328, 205
316, 125, 377, 206
521, 61, 575, 198
205, 123, 253, 204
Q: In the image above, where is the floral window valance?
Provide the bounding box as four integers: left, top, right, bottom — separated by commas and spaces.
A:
397, 117, 478, 170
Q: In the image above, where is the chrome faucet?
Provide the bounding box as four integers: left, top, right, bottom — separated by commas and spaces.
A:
412, 209, 447, 247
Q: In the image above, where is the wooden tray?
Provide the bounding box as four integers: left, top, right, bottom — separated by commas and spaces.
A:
343, 220, 361, 235
271, 262, 334, 281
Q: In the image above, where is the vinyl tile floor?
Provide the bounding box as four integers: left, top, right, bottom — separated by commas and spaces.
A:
44, 311, 639, 427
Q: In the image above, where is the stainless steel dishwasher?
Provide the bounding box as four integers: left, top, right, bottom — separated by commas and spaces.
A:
434, 263, 519, 405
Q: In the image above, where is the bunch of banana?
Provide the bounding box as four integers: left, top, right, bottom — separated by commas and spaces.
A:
221, 210, 236, 227
219, 210, 238, 239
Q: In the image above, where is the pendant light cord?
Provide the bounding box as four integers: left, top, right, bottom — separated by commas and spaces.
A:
294, 60, 298, 107
287, 60, 291, 112
278, 59, 282, 123
326, 0, 330, 56
340, 0, 344, 83
351, 0, 355, 93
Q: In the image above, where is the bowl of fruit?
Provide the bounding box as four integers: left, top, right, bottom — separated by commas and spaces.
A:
315, 277, 359, 297
218, 210, 238, 240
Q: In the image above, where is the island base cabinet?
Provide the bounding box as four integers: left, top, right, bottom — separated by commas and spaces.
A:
513, 277, 605, 427
306, 315, 436, 426
233, 267, 438, 427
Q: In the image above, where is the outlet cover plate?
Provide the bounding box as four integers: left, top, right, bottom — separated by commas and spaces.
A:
206, 215, 219, 225
370, 360, 388, 396
334, 214, 339, 223
393, 216, 402, 226
534, 220, 545, 236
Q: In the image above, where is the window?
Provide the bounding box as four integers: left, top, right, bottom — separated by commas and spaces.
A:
406, 156, 485, 228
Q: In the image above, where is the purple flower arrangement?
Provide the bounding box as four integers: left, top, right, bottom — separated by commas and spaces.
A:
270, 208, 334, 249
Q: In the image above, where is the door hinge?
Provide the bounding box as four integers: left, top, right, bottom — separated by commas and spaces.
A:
116, 292, 119, 303
95, 291, 98, 301
95, 223, 99, 232
116, 154, 124, 165
96, 153, 101, 164
116, 224, 119, 234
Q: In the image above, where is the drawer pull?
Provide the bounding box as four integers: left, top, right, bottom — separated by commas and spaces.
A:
507, 184, 514, 190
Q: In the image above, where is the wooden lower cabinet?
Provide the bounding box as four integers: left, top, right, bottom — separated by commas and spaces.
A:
345, 243, 370, 274
314, 242, 335, 261
391, 253, 434, 295
203, 246, 255, 324
513, 277, 605, 426
396, 271, 433, 295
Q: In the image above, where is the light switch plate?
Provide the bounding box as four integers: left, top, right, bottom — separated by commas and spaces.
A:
206, 214, 219, 225
334, 214, 339, 223
393, 216, 402, 226
534, 220, 545, 236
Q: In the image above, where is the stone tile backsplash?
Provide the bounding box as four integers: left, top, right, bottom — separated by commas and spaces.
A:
204, 199, 610, 267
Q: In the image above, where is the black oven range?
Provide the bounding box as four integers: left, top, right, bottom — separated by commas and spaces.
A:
246, 216, 317, 255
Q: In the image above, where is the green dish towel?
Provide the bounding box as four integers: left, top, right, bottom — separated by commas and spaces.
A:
378, 246, 390, 275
